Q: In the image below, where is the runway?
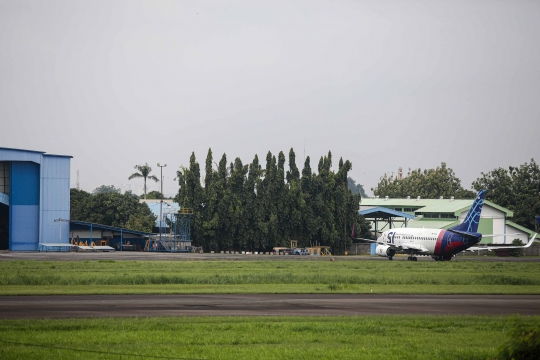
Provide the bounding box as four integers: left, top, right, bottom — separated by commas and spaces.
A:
2, 251, 540, 262
1, 294, 539, 319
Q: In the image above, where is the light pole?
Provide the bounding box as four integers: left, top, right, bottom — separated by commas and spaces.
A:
157, 163, 167, 242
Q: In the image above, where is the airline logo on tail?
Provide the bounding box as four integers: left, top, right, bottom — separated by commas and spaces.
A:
451, 190, 486, 233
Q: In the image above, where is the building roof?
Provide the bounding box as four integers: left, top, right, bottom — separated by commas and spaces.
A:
0, 147, 72, 158
412, 202, 471, 215
359, 207, 414, 219
0, 147, 44, 154
360, 197, 513, 217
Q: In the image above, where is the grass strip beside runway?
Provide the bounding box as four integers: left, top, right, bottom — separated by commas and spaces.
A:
1, 284, 540, 295
1, 315, 538, 360
1, 260, 540, 295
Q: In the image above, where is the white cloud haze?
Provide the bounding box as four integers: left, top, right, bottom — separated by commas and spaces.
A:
1, 0, 539, 197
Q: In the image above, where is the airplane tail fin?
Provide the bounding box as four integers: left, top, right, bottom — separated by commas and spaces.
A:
451, 190, 486, 233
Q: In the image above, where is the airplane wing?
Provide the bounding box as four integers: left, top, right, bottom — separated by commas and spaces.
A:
352, 238, 429, 253
448, 229, 480, 239
398, 243, 429, 253
352, 237, 378, 243
467, 233, 537, 251
479, 233, 521, 238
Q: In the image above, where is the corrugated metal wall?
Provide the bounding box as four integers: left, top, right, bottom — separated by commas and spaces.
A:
0, 148, 71, 250
41, 155, 70, 244
10, 162, 40, 250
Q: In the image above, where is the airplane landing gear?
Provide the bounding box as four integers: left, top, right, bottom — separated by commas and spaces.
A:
387, 256, 393, 260
407, 256, 418, 261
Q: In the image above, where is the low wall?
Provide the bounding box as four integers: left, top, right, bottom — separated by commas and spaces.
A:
348, 243, 371, 255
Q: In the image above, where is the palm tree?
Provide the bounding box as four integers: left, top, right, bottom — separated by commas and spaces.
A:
129, 163, 159, 199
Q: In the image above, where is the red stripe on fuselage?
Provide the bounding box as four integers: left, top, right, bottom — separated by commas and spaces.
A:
434, 230, 446, 256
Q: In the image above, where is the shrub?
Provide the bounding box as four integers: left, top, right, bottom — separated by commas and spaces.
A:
496, 319, 540, 359
510, 239, 524, 257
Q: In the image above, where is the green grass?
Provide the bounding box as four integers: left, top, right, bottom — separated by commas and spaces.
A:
1, 260, 540, 295
1, 316, 538, 359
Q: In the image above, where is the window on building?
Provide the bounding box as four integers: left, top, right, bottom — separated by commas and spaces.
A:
0, 162, 9, 195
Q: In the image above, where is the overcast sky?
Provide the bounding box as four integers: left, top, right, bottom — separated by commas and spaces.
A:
1, 0, 539, 197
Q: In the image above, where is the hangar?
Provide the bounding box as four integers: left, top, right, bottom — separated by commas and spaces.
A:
360, 196, 536, 244
0, 147, 71, 250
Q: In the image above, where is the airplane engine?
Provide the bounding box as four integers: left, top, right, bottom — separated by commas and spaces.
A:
376, 244, 395, 258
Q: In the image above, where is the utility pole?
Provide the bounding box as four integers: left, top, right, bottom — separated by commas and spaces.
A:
157, 163, 167, 242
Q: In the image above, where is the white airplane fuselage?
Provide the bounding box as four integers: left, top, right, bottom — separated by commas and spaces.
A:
375, 227, 482, 261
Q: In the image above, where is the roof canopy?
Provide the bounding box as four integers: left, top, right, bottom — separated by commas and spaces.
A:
359, 207, 414, 220
70, 220, 151, 236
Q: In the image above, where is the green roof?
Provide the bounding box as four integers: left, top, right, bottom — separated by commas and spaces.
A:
505, 220, 536, 238
361, 198, 445, 207
411, 201, 471, 215
405, 219, 460, 229
361, 198, 513, 217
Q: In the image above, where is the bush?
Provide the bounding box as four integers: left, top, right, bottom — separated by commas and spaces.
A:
496, 319, 540, 359
510, 239, 524, 257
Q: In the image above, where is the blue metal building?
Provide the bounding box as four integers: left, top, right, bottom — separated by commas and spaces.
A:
0, 147, 71, 250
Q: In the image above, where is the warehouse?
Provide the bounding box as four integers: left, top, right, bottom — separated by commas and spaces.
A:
360, 196, 536, 244
0, 147, 71, 250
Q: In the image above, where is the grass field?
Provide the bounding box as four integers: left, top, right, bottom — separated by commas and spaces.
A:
1, 260, 540, 295
1, 315, 538, 360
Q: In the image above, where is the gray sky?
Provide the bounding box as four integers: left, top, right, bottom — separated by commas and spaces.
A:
1, 0, 539, 197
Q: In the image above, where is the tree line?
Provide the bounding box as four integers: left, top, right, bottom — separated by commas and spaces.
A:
70, 187, 156, 233
372, 162, 476, 199
472, 159, 540, 230
175, 148, 371, 253
70, 157, 539, 247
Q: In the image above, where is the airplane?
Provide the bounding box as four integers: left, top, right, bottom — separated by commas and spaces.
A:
353, 189, 538, 261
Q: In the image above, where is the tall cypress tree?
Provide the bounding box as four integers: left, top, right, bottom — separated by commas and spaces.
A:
175, 149, 366, 254
286, 148, 300, 184
245, 154, 263, 251
202, 148, 219, 251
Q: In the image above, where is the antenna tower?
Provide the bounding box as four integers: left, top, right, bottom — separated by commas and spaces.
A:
76, 170, 80, 189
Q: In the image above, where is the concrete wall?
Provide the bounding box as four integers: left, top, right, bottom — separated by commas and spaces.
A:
348, 243, 371, 255
523, 243, 540, 256
505, 224, 529, 244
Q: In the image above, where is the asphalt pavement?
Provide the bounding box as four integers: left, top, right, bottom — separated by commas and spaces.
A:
1, 294, 539, 319
2, 251, 539, 262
